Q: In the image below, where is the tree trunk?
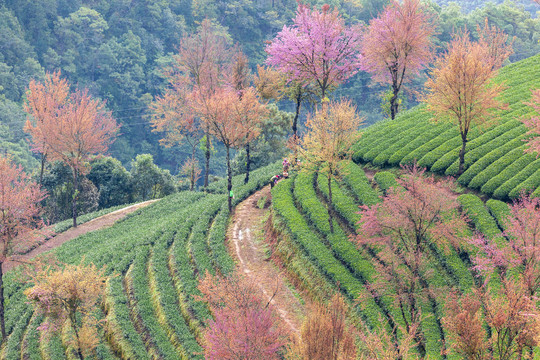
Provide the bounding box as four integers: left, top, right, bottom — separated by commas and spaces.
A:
327, 171, 334, 233
390, 87, 399, 120
227, 147, 232, 213
0, 262, 6, 344
293, 91, 302, 165
72, 168, 78, 228
244, 143, 250, 185
204, 128, 211, 191
39, 153, 46, 186
458, 134, 467, 176
190, 146, 196, 191
70, 314, 84, 360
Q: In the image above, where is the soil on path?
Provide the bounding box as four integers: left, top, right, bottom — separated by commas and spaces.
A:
228, 186, 305, 334
4, 199, 158, 272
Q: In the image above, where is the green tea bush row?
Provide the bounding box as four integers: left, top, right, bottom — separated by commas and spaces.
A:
293, 173, 386, 327
271, 179, 365, 301
439, 120, 524, 175
362, 120, 419, 162
387, 123, 451, 166
373, 171, 399, 194
400, 126, 460, 165
481, 153, 536, 196
508, 167, 540, 199
2, 310, 32, 360
317, 171, 361, 227
363, 111, 427, 163
150, 234, 203, 359
458, 135, 526, 187
457, 194, 501, 239
127, 246, 184, 359
494, 159, 540, 199
104, 276, 150, 360
294, 172, 404, 331
188, 195, 223, 276
169, 212, 212, 328
207, 205, 235, 276
21, 314, 43, 360
372, 122, 433, 167
486, 199, 510, 231
341, 161, 380, 206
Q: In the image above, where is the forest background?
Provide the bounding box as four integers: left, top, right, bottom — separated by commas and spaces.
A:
0, 0, 538, 221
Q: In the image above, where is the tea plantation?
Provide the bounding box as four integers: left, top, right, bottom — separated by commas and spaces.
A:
0, 162, 280, 359
352, 53, 540, 201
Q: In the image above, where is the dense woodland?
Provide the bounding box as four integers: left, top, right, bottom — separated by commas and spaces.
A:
0, 0, 538, 170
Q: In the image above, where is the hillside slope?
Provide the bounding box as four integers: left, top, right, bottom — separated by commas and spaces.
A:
352, 53, 540, 200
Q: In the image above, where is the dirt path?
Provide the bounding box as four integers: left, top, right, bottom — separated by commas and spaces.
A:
228, 186, 304, 334
4, 200, 158, 272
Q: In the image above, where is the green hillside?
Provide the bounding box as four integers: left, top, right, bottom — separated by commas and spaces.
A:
0, 162, 279, 360
352, 53, 540, 200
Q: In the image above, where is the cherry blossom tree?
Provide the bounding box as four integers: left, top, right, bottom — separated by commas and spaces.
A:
471, 193, 540, 296
266, 3, 362, 102
25, 74, 118, 228
192, 87, 253, 211
423, 26, 512, 175
0, 155, 46, 342
154, 19, 231, 190
24, 72, 70, 184
444, 279, 539, 360
25, 263, 107, 360
198, 271, 288, 360
355, 166, 469, 354
301, 100, 363, 233
359, 0, 436, 119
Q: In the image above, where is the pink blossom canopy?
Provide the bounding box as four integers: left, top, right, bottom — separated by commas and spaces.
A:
266, 3, 363, 98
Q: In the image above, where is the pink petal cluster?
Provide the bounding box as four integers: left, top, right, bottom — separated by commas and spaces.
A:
266, 3, 362, 97
359, 0, 435, 85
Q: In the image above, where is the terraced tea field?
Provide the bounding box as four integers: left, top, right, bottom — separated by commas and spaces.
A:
270, 161, 516, 359
352, 53, 540, 200
0, 162, 280, 360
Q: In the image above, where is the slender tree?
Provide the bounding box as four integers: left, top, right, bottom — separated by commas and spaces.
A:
287, 294, 357, 360
359, 0, 436, 119
198, 271, 288, 360
266, 3, 362, 103
255, 65, 315, 165
192, 87, 247, 212
0, 155, 46, 343
181, 157, 202, 191
471, 193, 540, 296
25, 74, 118, 228
24, 72, 70, 185
300, 100, 363, 233
355, 166, 469, 355
157, 19, 232, 190
520, 89, 540, 156
25, 263, 107, 360
423, 26, 512, 175
227, 49, 265, 184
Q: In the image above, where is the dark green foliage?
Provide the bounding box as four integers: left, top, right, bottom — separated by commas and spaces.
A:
88, 156, 133, 208
373, 171, 399, 194
131, 154, 177, 201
